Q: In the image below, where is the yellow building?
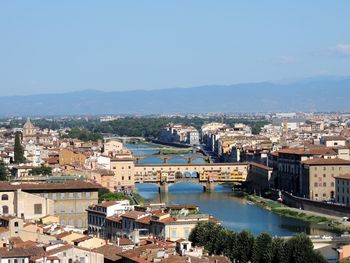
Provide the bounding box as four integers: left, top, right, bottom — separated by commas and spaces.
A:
151, 213, 220, 241
110, 157, 135, 191
301, 158, 350, 201
0, 181, 101, 228
59, 148, 88, 168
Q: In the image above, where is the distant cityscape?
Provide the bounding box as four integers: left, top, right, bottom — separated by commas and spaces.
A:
0, 112, 349, 262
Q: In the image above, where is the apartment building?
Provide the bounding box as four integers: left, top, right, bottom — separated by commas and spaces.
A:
301, 158, 350, 201
335, 174, 350, 205
0, 181, 101, 228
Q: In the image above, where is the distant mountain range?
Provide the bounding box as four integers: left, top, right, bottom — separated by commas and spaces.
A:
1, 77, 349, 116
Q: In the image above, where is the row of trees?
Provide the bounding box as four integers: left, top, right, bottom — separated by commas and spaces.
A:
61, 128, 103, 142
23, 116, 270, 138
189, 222, 327, 263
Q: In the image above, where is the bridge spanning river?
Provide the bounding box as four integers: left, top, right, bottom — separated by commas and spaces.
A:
134, 163, 249, 192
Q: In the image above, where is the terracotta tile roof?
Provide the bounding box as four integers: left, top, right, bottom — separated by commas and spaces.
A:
118, 237, 134, 246
0, 181, 102, 192
106, 215, 122, 223
97, 201, 120, 208
278, 147, 337, 156
54, 231, 72, 239
0, 247, 45, 258
302, 158, 350, 166
335, 174, 350, 180
72, 236, 91, 243
322, 135, 346, 141
121, 211, 147, 220
156, 217, 176, 223
135, 215, 151, 225
166, 204, 199, 210
0, 227, 8, 233
45, 244, 74, 256
93, 245, 122, 261
250, 162, 273, 171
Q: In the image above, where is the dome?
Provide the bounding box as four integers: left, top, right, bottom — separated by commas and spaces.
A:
23, 118, 35, 129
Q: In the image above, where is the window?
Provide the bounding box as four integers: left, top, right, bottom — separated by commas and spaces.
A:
128, 176, 131, 180
2, 205, 9, 214
14, 221, 19, 227
77, 192, 82, 199
323, 174, 326, 178
44, 193, 48, 198
61, 220, 66, 226
1, 194, 8, 201
60, 205, 65, 213
69, 193, 74, 199
52, 193, 57, 200
171, 228, 177, 238
86, 192, 90, 199
77, 219, 83, 228
323, 182, 326, 187
69, 219, 74, 226
331, 182, 334, 187
34, 204, 42, 215
184, 227, 190, 238
70, 206, 74, 213
314, 182, 318, 187
61, 193, 65, 199
122, 176, 124, 180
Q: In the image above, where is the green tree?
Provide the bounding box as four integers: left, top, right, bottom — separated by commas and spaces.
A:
189, 221, 225, 254
29, 165, 52, 176
98, 187, 111, 201
223, 230, 238, 262
235, 230, 255, 263
283, 234, 326, 263
252, 232, 273, 263
271, 237, 286, 263
0, 161, 8, 181
14, 131, 25, 163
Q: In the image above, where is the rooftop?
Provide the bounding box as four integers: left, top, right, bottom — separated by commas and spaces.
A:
302, 158, 350, 166
0, 181, 102, 192
335, 174, 350, 181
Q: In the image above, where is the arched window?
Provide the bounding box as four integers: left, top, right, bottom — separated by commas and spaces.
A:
1, 194, 8, 201
2, 205, 9, 214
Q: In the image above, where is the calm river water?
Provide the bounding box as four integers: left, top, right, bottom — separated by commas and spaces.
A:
127, 143, 337, 236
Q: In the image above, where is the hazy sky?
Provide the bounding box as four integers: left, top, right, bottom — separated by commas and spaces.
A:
1, 1, 350, 96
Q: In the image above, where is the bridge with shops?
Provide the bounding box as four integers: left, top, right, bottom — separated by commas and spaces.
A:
134, 154, 211, 164
134, 163, 249, 192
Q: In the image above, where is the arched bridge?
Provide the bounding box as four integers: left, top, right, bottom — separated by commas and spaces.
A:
134, 163, 249, 192
134, 154, 211, 164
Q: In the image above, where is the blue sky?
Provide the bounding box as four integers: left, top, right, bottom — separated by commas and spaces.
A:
1, 1, 350, 96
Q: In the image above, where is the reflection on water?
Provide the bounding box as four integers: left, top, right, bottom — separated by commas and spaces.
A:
128, 143, 338, 236
136, 183, 338, 237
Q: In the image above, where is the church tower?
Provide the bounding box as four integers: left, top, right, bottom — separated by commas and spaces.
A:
23, 118, 37, 140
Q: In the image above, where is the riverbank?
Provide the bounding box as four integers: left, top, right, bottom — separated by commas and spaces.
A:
242, 193, 348, 232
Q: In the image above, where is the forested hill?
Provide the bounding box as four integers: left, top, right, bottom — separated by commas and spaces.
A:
0, 77, 349, 116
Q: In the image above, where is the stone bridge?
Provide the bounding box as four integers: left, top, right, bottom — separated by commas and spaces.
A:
134, 163, 249, 192
134, 154, 211, 164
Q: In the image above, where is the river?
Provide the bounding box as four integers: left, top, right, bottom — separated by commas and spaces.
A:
126, 143, 337, 236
